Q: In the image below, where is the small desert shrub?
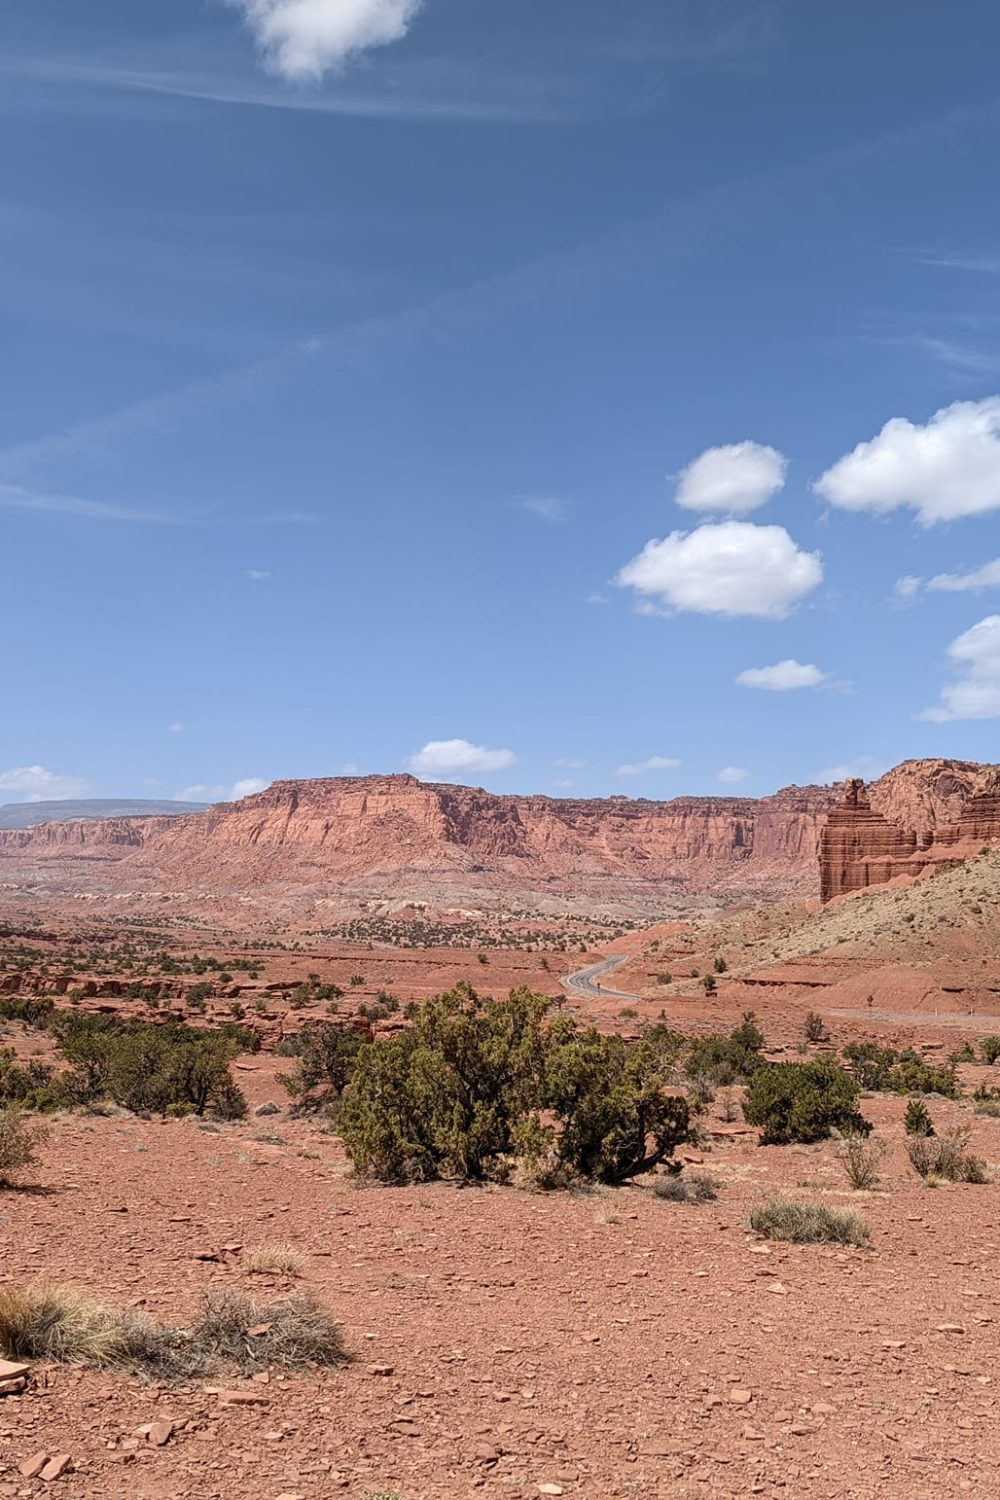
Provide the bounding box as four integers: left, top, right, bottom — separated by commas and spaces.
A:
0, 1047, 68, 1112
749, 1199, 870, 1247
743, 1057, 870, 1145
981, 1035, 1000, 1065
0, 1107, 48, 1187
834, 1131, 886, 1190
686, 1013, 765, 1087
653, 1170, 718, 1204
904, 1098, 935, 1137
53, 1015, 247, 1120
842, 1042, 957, 1098
803, 1011, 829, 1044
280, 1022, 368, 1114
974, 1097, 1000, 1118
192, 1287, 345, 1372
241, 1244, 305, 1277
905, 1126, 989, 1183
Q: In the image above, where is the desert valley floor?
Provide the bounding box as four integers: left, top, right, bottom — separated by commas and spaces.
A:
2, 765, 1000, 1498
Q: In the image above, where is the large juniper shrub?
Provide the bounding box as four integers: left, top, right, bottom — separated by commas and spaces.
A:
338, 985, 693, 1186
743, 1056, 870, 1144
545, 1027, 691, 1184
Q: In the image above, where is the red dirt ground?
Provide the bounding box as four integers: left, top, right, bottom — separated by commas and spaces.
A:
3, 1047, 1000, 1499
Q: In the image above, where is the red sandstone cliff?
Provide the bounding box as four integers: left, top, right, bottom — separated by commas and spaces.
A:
820, 762, 1000, 901
1, 761, 994, 915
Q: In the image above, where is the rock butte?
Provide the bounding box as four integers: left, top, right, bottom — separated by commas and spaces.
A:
819, 766, 1000, 902
0, 757, 995, 915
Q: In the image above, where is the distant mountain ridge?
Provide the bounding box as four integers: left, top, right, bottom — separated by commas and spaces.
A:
0, 799, 209, 830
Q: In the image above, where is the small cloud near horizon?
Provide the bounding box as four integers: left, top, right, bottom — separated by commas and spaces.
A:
718, 765, 750, 784
408, 738, 517, 779
175, 777, 270, 803
616, 756, 681, 777
0, 765, 90, 803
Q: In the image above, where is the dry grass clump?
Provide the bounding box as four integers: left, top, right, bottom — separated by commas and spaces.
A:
193, 1287, 345, 1372
749, 1198, 870, 1247
0, 1107, 48, 1187
241, 1244, 306, 1277
0, 1284, 345, 1382
834, 1132, 887, 1191
905, 1126, 989, 1184
0, 1285, 203, 1381
653, 1170, 719, 1204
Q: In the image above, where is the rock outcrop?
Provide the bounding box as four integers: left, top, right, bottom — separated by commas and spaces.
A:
820, 764, 1000, 901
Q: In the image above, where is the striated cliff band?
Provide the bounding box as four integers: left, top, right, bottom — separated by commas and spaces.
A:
0, 759, 996, 919
819, 766, 1000, 901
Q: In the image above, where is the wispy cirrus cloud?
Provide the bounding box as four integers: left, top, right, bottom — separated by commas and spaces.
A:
3, 96, 997, 503
521, 496, 570, 524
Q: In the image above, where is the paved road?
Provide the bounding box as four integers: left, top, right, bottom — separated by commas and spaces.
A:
562, 954, 640, 1003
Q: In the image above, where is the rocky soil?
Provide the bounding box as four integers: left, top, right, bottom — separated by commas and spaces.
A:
2, 1048, 1000, 1500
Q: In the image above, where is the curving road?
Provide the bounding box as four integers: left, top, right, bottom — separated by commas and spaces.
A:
562, 954, 640, 1003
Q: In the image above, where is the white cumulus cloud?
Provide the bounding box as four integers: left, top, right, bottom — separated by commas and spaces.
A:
813, 397, 1000, 525
927, 558, 1000, 593
175, 778, 270, 803
616, 756, 681, 777
617, 521, 822, 620
919, 615, 1000, 721
675, 441, 788, 515
736, 659, 828, 692
408, 739, 517, 779
226, 0, 424, 80
0, 765, 90, 803
718, 766, 750, 784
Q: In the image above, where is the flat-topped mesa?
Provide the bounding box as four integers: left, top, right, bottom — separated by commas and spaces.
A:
819, 780, 921, 902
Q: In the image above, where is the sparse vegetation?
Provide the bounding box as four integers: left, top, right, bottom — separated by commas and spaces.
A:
281, 1022, 369, 1115
749, 1199, 870, 1247
904, 1098, 935, 1137
834, 1131, 886, 1190
981, 1035, 1000, 1065
0, 1106, 48, 1187
54, 1014, 248, 1120
653, 1170, 718, 1204
905, 1126, 989, 1183
241, 1244, 306, 1277
803, 1011, 829, 1044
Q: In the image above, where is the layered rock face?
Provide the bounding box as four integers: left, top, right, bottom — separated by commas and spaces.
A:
1, 761, 995, 915
820, 764, 1000, 901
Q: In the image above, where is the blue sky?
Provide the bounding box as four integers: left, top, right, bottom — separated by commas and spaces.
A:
3, 0, 1000, 805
